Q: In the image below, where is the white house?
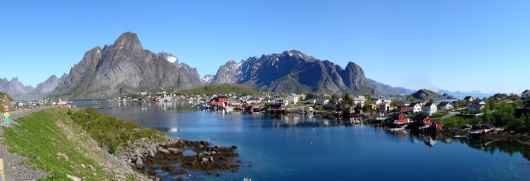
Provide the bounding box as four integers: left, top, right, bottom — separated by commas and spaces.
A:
422, 102, 437, 116
408, 103, 422, 113
371, 98, 382, 105
380, 102, 390, 112
315, 99, 330, 105
274, 98, 289, 106
306, 99, 316, 104
467, 100, 485, 112
353, 96, 366, 107
287, 94, 299, 104
437, 102, 454, 112
334, 98, 343, 105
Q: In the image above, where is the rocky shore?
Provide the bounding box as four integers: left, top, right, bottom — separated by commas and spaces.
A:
121, 137, 241, 180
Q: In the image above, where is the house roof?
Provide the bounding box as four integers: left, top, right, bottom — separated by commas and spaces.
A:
483, 123, 495, 128
464, 96, 473, 100
523, 90, 530, 95
438, 102, 451, 107
408, 103, 419, 107
434, 121, 443, 124
423, 102, 434, 107
471, 100, 485, 104
414, 115, 430, 122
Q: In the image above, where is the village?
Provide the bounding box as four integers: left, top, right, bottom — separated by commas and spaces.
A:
7, 89, 530, 140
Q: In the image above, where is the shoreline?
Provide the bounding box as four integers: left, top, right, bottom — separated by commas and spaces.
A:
0, 107, 242, 180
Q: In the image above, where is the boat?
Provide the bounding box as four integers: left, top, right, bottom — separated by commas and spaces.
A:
387, 127, 404, 131
453, 135, 467, 139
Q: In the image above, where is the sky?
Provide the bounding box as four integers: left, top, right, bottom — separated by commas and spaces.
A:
0, 0, 529, 94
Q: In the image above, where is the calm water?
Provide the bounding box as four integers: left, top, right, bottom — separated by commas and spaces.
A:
73, 101, 530, 181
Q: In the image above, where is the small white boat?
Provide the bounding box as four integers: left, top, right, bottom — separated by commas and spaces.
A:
453, 135, 467, 139
387, 127, 404, 131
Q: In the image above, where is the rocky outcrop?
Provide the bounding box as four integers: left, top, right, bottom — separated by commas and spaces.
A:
51, 32, 202, 98
211, 50, 374, 94
412, 89, 440, 100
125, 137, 241, 178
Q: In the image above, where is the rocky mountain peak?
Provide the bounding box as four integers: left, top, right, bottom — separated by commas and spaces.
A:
281, 49, 316, 62
211, 50, 374, 94
112, 32, 143, 52
51, 32, 201, 98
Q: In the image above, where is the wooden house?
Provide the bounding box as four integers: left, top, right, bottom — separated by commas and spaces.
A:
433, 121, 443, 130
387, 113, 409, 125
380, 102, 390, 112
408, 103, 422, 113
467, 100, 485, 112
210, 96, 228, 107
422, 102, 437, 116
269, 103, 286, 114
397, 105, 409, 113
414, 115, 433, 126
464, 96, 474, 103
437, 102, 453, 112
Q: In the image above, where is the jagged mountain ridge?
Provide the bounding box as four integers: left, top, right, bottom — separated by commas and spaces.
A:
211, 50, 374, 94
0, 74, 68, 100
368, 79, 416, 95
50, 32, 201, 99
0, 77, 35, 100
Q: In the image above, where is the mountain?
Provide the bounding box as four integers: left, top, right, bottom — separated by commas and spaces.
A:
367, 79, 415, 95
158, 52, 202, 87
0, 77, 35, 100
50, 32, 201, 99
211, 50, 374, 94
201, 74, 214, 83
34, 74, 68, 97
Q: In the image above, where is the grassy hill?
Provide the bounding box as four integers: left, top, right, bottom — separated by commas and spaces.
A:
3, 108, 168, 180
178, 83, 259, 96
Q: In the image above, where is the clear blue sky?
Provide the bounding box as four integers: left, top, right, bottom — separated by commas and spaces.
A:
1, 0, 529, 94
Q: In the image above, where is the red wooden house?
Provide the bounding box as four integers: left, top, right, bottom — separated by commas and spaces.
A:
388, 113, 408, 125
397, 105, 409, 113
414, 115, 433, 126
433, 121, 443, 130
210, 96, 228, 107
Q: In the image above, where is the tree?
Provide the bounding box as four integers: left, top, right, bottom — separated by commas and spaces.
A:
343, 93, 352, 105
331, 94, 339, 101
363, 103, 371, 112
306, 93, 316, 100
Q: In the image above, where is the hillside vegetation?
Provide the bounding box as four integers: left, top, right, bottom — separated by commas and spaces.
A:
0, 91, 13, 105
4, 108, 169, 180
178, 83, 259, 95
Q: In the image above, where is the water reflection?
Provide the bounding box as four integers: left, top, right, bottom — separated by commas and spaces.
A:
379, 128, 530, 160
72, 100, 530, 180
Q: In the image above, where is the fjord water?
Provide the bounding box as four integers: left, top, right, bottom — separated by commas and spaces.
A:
74, 101, 530, 181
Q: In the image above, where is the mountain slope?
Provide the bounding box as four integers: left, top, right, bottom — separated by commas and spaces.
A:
51, 32, 201, 99
211, 50, 374, 94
